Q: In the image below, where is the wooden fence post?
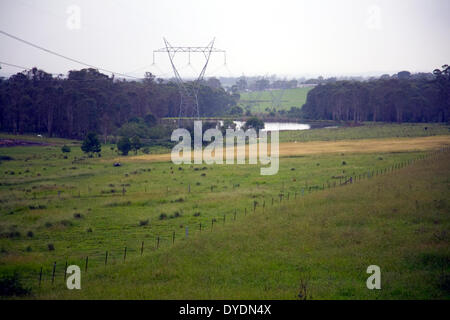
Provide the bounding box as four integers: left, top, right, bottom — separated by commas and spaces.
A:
38, 267, 42, 287
141, 241, 144, 256
64, 261, 68, 282
85, 256, 88, 272
51, 261, 56, 285
105, 251, 108, 266
123, 247, 127, 262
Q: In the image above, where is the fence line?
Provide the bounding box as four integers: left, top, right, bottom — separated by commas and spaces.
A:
8, 147, 450, 290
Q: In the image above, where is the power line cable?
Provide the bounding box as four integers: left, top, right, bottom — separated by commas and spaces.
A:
0, 60, 120, 82
0, 29, 141, 80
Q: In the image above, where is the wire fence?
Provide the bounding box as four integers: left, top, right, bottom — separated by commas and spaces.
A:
4, 146, 450, 290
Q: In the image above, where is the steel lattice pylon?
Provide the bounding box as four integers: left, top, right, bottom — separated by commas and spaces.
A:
153, 38, 226, 125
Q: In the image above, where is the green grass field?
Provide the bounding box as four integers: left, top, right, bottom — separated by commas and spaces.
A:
279, 123, 450, 142
239, 87, 312, 113
0, 124, 449, 299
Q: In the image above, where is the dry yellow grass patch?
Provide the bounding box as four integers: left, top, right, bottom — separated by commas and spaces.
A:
122, 135, 450, 163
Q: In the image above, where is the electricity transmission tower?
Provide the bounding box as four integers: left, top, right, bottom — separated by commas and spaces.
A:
153, 38, 226, 125
269, 88, 286, 109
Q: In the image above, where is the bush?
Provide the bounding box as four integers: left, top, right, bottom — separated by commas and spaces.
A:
47, 243, 55, 251
142, 147, 150, 154
81, 133, 101, 156
139, 219, 149, 226
130, 136, 142, 154
117, 137, 131, 156
244, 117, 264, 132
61, 145, 71, 153
159, 213, 168, 220
0, 273, 31, 297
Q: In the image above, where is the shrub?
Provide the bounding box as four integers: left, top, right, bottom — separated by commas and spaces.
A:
159, 213, 168, 220
47, 243, 55, 251
60, 220, 72, 227
117, 137, 131, 156
73, 213, 82, 219
81, 132, 101, 156
342, 161, 347, 165
193, 212, 201, 217
142, 147, 150, 154
130, 136, 142, 154
0, 274, 31, 296
61, 145, 71, 153
139, 219, 149, 226
26, 231, 34, 238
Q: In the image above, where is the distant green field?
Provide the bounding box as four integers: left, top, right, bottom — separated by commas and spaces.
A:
279, 123, 450, 143
239, 87, 312, 113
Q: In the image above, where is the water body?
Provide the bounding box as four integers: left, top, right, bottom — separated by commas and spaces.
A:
219, 121, 311, 131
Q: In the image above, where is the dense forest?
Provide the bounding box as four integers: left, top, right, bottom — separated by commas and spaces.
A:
301, 66, 450, 123
1, 65, 449, 141
0, 68, 238, 139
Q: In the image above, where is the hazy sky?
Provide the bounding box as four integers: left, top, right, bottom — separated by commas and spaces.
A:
0, 0, 449, 79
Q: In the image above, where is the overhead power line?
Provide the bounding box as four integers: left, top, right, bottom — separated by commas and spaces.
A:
0, 60, 121, 82
0, 29, 141, 80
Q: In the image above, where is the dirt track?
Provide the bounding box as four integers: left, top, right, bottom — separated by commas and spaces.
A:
124, 135, 450, 163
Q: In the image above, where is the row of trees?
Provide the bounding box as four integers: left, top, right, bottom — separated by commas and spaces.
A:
232, 77, 299, 93
301, 66, 450, 123
0, 68, 238, 139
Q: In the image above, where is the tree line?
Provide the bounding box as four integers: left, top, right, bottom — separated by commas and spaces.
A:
0, 68, 238, 139
301, 66, 450, 123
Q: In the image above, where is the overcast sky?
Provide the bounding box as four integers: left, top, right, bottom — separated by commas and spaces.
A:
0, 0, 449, 79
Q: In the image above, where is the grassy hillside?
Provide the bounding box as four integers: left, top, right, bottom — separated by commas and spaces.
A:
239, 87, 312, 113
36, 148, 450, 299
0, 125, 449, 299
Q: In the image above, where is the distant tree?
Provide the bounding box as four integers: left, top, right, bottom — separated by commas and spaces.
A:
81, 132, 101, 156
144, 113, 157, 127
230, 105, 243, 116
244, 117, 265, 133
255, 79, 270, 91
130, 136, 142, 154
61, 145, 71, 153
117, 137, 131, 156
397, 71, 411, 80
206, 77, 222, 89
236, 77, 247, 91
